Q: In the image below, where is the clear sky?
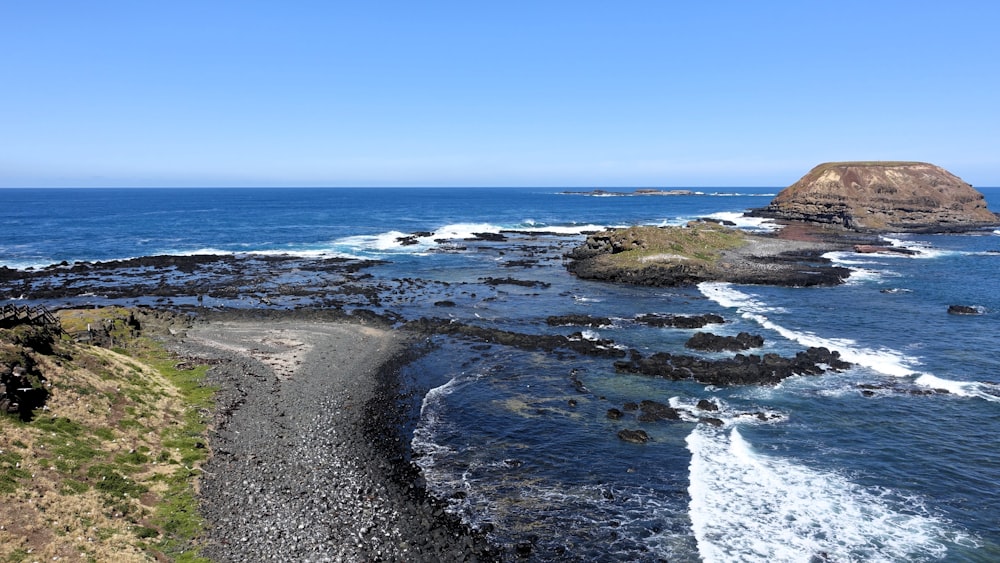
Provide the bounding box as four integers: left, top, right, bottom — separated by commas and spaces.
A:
2, 1, 999, 188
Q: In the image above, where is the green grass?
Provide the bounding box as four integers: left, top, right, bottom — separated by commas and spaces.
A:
0, 450, 28, 494
597, 223, 748, 268
29, 308, 217, 561
135, 337, 214, 561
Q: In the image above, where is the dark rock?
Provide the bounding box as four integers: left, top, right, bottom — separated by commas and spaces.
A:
617, 429, 650, 444
699, 417, 724, 427
614, 347, 851, 386
468, 232, 507, 242
480, 277, 551, 288
545, 315, 613, 327
696, 399, 719, 411
685, 331, 764, 352
948, 305, 982, 315
853, 244, 917, 255
433, 300, 457, 307
637, 400, 680, 422
404, 318, 626, 358
635, 313, 724, 329
606, 408, 624, 420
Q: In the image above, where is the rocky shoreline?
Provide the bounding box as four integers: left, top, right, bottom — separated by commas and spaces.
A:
166, 311, 501, 562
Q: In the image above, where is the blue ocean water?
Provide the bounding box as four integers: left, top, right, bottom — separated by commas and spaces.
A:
2, 186, 999, 561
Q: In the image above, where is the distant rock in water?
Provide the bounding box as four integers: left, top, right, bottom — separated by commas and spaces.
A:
948, 305, 983, 315
752, 161, 999, 232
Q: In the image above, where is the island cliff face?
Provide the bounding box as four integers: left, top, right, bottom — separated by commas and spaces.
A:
752, 162, 998, 232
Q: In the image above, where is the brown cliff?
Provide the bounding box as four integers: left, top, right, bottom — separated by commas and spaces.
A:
752, 161, 999, 232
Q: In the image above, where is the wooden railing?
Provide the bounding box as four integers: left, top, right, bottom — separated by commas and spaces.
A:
0, 304, 59, 330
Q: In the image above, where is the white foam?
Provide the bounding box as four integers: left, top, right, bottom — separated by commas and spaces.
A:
842, 267, 885, 285
697, 282, 782, 314
514, 223, 609, 235
914, 374, 1000, 402
412, 374, 467, 474
687, 426, 955, 562
668, 396, 787, 426
822, 250, 884, 266
881, 236, 953, 259
704, 212, 780, 232
701, 283, 1000, 401
700, 282, 918, 378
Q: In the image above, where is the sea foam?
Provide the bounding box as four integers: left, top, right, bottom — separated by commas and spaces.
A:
699, 282, 919, 378
687, 426, 954, 562
699, 282, 1000, 400
704, 211, 780, 232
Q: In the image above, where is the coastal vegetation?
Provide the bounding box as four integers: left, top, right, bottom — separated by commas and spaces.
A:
578, 222, 749, 268
0, 308, 212, 562
565, 221, 852, 287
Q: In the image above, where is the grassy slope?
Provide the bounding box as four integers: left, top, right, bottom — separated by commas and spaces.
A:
587, 222, 749, 269
0, 308, 213, 563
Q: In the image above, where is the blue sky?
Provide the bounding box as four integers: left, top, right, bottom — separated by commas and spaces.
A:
2, 1, 999, 187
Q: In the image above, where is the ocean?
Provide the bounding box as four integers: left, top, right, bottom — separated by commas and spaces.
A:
2, 186, 999, 562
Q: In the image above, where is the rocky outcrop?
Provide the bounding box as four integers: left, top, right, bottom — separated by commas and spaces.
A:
685, 331, 764, 352
752, 161, 999, 232
948, 305, 983, 315
614, 347, 851, 386
617, 429, 650, 444
566, 224, 851, 287
634, 313, 724, 329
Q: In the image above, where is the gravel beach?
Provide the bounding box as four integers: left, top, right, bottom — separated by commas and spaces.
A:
168, 312, 500, 562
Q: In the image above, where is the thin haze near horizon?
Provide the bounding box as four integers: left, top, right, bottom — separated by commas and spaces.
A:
2, 1, 999, 188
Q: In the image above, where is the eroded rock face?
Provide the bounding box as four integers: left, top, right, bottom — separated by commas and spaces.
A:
753, 162, 999, 232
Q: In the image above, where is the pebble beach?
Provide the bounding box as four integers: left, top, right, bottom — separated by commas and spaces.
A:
168, 312, 499, 562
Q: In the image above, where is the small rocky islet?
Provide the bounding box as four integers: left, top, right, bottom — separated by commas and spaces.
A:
565, 161, 999, 288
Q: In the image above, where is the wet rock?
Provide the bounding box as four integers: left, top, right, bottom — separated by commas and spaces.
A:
637, 400, 680, 422
480, 277, 551, 289
853, 244, 917, 255
685, 331, 764, 352
696, 399, 719, 411
634, 313, 724, 329
614, 347, 851, 386
606, 408, 624, 420
545, 315, 613, 327
617, 429, 650, 444
404, 318, 627, 358
469, 232, 508, 242
948, 305, 982, 315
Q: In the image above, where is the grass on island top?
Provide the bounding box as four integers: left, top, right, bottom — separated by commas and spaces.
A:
0, 307, 214, 563
592, 222, 749, 268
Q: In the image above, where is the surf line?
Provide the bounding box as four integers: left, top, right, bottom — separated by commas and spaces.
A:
686, 425, 954, 562
697, 282, 1000, 401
